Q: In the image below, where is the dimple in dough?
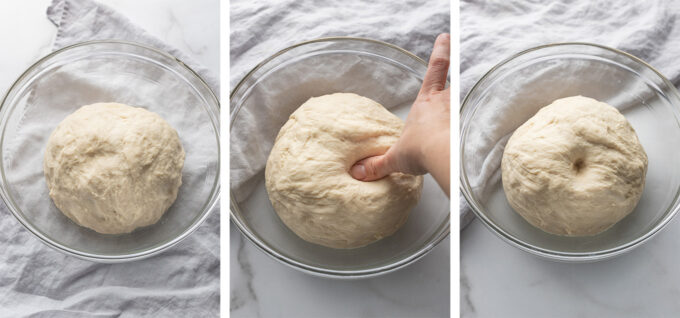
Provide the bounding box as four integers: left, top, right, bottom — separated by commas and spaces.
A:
44, 103, 185, 234
501, 96, 648, 236
265, 93, 423, 249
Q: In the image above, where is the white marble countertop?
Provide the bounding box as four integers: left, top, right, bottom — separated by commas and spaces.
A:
0, 0, 218, 95
230, 222, 450, 318
462, 215, 680, 317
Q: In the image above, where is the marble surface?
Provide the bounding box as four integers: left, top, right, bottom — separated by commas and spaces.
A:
461, 216, 680, 317
231, 222, 450, 318
0, 0, 218, 94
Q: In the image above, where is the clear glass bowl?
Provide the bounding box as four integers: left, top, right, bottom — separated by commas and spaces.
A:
0, 41, 220, 262
230, 37, 450, 278
460, 43, 680, 262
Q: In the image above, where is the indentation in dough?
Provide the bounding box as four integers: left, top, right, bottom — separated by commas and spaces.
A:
573, 158, 585, 173
501, 96, 647, 236
265, 93, 423, 249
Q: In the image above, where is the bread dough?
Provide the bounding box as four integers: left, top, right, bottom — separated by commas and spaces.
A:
265, 93, 423, 249
501, 96, 647, 236
44, 103, 185, 234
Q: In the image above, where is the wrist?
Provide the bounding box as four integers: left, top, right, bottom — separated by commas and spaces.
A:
418, 130, 450, 195
419, 130, 450, 172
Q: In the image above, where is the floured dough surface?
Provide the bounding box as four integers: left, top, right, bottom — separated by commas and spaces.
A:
501, 96, 648, 236
265, 93, 423, 249
44, 103, 185, 234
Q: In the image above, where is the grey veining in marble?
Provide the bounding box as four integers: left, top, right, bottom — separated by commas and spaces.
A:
461, 216, 680, 318
232, 223, 450, 318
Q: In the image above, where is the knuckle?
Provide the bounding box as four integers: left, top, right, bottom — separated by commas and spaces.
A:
417, 93, 433, 103
429, 57, 450, 69
366, 158, 382, 177
429, 83, 446, 92
430, 89, 446, 97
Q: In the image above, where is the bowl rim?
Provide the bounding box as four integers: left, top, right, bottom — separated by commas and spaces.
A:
0, 39, 221, 263
229, 36, 451, 278
459, 41, 680, 262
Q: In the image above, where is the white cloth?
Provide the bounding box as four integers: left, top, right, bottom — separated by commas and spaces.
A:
460, 0, 680, 229
230, 0, 449, 90
229, 0, 450, 203
0, 0, 219, 316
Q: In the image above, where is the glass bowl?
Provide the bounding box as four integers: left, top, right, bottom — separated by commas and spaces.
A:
460, 43, 680, 262
230, 37, 450, 278
0, 41, 220, 262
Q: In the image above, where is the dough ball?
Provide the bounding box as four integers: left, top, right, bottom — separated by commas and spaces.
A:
501, 96, 647, 236
265, 93, 423, 249
44, 103, 185, 234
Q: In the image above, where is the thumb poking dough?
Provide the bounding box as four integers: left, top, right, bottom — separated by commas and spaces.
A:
265, 93, 423, 249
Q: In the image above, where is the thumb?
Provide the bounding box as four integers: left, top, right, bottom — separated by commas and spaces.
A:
349, 154, 395, 181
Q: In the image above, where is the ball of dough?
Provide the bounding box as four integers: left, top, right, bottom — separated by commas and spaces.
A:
501, 96, 648, 236
265, 93, 423, 249
44, 103, 185, 234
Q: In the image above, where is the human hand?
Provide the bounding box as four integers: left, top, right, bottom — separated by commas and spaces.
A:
349, 33, 451, 195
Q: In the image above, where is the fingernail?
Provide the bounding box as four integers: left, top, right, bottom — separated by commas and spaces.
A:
350, 164, 366, 180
